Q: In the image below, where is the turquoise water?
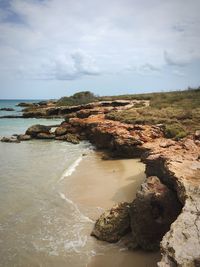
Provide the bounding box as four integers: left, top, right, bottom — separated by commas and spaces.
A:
0, 100, 159, 267
0, 100, 94, 266
0, 100, 62, 136
0, 99, 40, 116
0, 99, 64, 137
0, 117, 62, 137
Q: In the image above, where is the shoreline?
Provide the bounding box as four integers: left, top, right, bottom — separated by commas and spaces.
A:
59, 150, 161, 266
1, 98, 200, 266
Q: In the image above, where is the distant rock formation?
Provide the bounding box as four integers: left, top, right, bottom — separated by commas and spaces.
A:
1, 99, 200, 266
0, 108, 14, 111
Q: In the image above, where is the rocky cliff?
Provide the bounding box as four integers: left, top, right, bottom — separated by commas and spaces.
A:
68, 113, 200, 266
1, 100, 200, 266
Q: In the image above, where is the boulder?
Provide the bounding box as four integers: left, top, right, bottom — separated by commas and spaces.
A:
194, 130, 200, 140
1, 136, 20, 143
55, 133, 80, 144
36, 133, 55, 139
17, 134, 32, 141
25, 124, 50, 137
129, 176, 182, 251
76, 108, 102, 119
55, 126, 68, 136
65, 133, 79, 144
64, 112, 77, 122
0, 115, 22, 119
23, 109, 47, 118
91, 202, 131, 243
0, 108, 14, 111
67, 133, 79, 144
17, 102, 34, 107
159, 140, 176, 148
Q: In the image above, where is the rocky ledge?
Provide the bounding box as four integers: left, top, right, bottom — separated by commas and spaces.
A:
1, 100, 200, 266
20, 99, 148, 118
67, 113, 200, 266
0, 108, 15, 111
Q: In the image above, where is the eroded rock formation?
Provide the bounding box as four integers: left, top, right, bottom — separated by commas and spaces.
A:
1, 99, 200, 266
130, 176, 182, 251
91, 202, 131, 243
0, 108, 15, 111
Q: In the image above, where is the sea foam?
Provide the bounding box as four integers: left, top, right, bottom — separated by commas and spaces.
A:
59, 156, 83, 182
59, 192, 94, 223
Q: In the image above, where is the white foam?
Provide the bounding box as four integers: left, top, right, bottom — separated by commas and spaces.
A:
59, 156, 82, 182
59, 192, 94, 223
64, 234, 87, 253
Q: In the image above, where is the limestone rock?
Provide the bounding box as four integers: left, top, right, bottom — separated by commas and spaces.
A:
55, 126, 68, 136
17, 102, 34, 107
36, 132, 55, 139
159, 140, 176, 148
194, 130, 200, 140
158, 186, 200, 267
23, 108, 48, 118
129, 176, 182, 251
0, 108, 14, 111
17, 134, 32, 141
64, 112, 77, 122
55, 133, 79, 144
26, 124, 50, 137
1, 136, 20, 143
91, 202, 131, 243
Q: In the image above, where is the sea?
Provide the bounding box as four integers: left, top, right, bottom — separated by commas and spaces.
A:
0, 100, 160, 267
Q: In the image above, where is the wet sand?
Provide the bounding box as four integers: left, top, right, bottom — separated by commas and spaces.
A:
61, 150, 161, 267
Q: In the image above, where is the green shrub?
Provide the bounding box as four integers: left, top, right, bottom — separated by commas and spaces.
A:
134, 102, 146, 108
57, 91, 96, 106
164, 124, 187, 139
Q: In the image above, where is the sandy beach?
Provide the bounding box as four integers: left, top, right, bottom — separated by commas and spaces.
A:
59, 150, 161, 267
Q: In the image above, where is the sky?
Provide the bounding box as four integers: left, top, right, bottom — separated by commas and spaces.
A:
0, 0, 200, 99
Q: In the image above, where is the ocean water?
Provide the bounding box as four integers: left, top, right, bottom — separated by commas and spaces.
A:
0, 100, 92, 266
0, 100, 160, 267
0, 99, 40, 116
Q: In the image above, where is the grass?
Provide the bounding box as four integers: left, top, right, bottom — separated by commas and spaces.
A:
105, 88, 200, 139
56, 88, 200, 139
100, 87, 200, 109
57, 91, 97, 106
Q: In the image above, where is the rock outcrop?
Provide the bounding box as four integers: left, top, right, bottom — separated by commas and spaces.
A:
26, 124, 51, 137
91, 176, 182, 252
140, 138, 200, 266
67, 114, 163, 156
36, 132, 55, 139
55, 133, 79, 144
2, 99, 200, 266
0, 108, 14, 111
64, 113, 200, 265
1, 136, 20, 143
21, 99, 146, 119
130, 176, 182, 251
17, 134, 32, 141
91, 202, 131, 243
55, 126, 68, 136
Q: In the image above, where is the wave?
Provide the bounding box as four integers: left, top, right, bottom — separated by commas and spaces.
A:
59, 156, 83, 182
64, 232, 87, 253
59, 192, 94, 223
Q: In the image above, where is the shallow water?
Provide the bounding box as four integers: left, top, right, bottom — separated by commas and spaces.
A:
0, 140, 92, 266
0, 100, 160, 267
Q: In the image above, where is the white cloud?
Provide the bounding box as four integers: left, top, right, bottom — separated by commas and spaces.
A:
164, 50, 199, 67
15, 50, 100, 80
172, 69, 185, 77
0, 0, 200, 81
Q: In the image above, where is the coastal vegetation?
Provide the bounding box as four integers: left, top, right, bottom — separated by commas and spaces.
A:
57, 91, 96, 106
16, 87, 200, 140
105, 87, 200, 139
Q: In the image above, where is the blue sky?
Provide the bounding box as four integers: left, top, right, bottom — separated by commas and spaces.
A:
0, 0, 200, 99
